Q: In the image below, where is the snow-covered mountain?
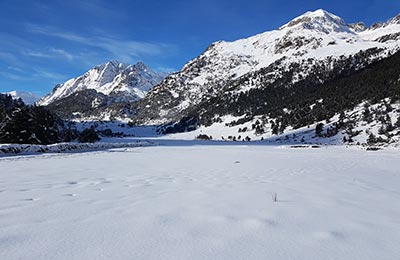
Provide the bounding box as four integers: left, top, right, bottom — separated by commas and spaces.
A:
130, 9, 400, 125
42, 9, 400, 146
5, 91, 40, 105
38, 61, 167, 106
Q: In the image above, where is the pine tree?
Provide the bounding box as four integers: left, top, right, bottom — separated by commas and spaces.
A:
362, 107, 373, 123
367, 133, 377, 145
78, 128, 100, 143
315, 123, 324, 137
395, 115, 400, 128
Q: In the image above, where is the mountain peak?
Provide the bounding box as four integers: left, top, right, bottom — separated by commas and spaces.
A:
303, 9, 334, 18
279, 9, 351, 34
132, 61, 149, 71
386, 13, 400, 25
96, 60, 125, 70
38, 61, 168, 106
106, 60, 121, 66
348, 22, 367, 32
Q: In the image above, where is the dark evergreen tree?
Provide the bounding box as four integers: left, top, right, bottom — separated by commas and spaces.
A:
0, 94, 70, 144
395, 116, 400, 128
315, 123, 324, 137
0, 107, 32, 144
271, 122, 279, 135
339, 111, 346, 122
78, 128, 100, 143
362, 107, 373, 123
367, 133, 377, 145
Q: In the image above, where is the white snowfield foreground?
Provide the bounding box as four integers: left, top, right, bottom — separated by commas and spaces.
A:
0, 145, 399, 260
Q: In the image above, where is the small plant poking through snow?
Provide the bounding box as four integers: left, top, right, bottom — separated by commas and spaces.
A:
272, 192, 278, 203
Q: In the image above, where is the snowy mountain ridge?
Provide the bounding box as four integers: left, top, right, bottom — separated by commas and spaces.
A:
130, 9, 400, 125
38, 61, 166, 106
4, 91, 41, 105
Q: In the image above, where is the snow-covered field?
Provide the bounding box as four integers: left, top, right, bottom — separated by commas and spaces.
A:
1, 144, 399, 260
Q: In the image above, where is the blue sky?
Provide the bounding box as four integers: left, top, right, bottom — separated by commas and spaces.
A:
1, 0, 400, 96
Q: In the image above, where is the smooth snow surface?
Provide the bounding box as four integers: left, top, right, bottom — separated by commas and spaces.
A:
1, 145, 399, 260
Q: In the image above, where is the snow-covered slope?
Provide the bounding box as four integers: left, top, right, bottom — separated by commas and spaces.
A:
135, 9, 400, 125
5, 91, 40, 105
359, 14, 400, 42
38, 61, 167, 106
160, 100, 400, 146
